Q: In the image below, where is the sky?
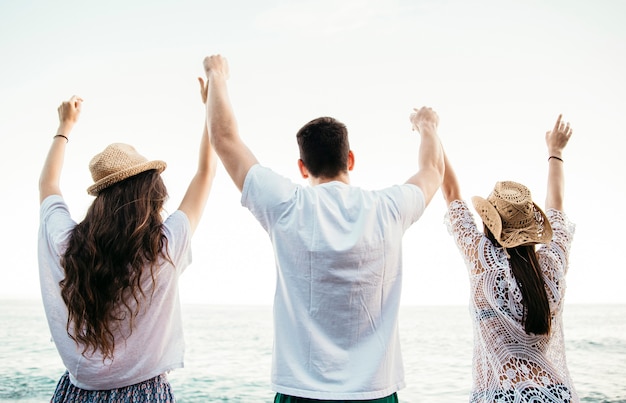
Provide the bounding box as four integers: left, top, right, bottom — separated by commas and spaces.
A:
1, 0, 624, 306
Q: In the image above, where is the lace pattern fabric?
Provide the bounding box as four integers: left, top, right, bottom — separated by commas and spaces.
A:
445, 200, 578, 403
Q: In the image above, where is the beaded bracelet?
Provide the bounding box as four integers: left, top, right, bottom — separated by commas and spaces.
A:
54, 134, 69, 143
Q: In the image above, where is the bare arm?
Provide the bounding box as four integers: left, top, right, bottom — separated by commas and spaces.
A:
441, 150, 462, 205
39, 95, 83, 204
177, 78, 219, 234
545, 114, 573, 211
405, 107, 445, 206
203, 55, 258, 192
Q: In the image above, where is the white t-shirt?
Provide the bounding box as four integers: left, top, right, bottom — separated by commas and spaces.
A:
242, 164, 426, 400
38, 195, 192, 390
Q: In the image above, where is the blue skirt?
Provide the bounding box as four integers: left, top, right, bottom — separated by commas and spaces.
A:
51, 371, 175, 403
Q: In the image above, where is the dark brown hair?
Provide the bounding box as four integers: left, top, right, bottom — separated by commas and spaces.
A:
60, 170, 170, 361
486, 228, 551, 335
296, 117, 350, 179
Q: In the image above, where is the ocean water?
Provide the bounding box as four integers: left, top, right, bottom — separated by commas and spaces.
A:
1, 300, 624, 402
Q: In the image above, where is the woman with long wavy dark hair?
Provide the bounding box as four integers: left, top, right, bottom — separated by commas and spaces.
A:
441, 115, 578, 402
38, 79, 216, 402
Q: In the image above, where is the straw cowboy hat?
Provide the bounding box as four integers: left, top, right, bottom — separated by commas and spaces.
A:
87, 143, 166, 196
471, 181, 552, 248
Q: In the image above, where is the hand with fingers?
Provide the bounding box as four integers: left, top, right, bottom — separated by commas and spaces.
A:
203, 54, 230, 81
56, 95, 83, 140
410, 106, 439, 134
197, 77, 208, 104
546, 114, 573, 161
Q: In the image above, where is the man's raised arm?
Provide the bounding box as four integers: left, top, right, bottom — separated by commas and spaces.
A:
405, 106, 445, 206
203, 54, 258, 192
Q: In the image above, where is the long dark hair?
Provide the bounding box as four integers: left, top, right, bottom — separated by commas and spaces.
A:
486, 228, 551, 335
60, 170, 170, 361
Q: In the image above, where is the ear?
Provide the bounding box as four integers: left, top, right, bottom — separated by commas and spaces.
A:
347, 150, 355, 171
298, 159, 309, 179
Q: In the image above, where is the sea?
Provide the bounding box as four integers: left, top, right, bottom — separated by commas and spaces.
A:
0, 300, 624, 403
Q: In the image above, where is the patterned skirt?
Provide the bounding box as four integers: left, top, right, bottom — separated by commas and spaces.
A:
470, 384, 572, 403
274, 392, 399, 403
51, 371, 175, 403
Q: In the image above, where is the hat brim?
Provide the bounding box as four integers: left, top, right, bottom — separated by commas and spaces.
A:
472, 196, 503, 242
87, 160, 166, 196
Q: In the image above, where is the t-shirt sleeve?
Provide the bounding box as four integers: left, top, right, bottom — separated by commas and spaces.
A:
39, 195, 76, 261
38, 195, 77, 302
163, 210, 193, 274
241, 164, 299, 232
381, 183, 426, 231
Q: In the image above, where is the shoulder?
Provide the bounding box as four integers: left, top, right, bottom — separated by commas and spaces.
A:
445, 200, 485, 245
162, 210, 191, 246
546, 209, 575, 231
39, 195, 75, 257
242, 164, 299, 207
545, 208, 575, 244
40, 194, 69, 217
165, 210, 191, 232
39, 194, 74, 232
445, 199, 474, 226
367, 183, 427, 226
243, 164, 287, 186
539, 208, 575, 259
162, 210, 193, 268
376, 183, 425, 207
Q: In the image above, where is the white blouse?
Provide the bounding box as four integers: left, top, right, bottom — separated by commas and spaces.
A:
445, 200, 579, 403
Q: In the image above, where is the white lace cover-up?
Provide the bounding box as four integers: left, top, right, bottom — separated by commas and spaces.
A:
445, 200, 579, 403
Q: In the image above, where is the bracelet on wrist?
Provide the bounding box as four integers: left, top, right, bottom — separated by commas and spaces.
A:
548, 155, 563, 162
54, 134, 69, 143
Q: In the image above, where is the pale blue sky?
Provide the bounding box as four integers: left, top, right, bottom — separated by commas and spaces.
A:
1, 0, 624, 305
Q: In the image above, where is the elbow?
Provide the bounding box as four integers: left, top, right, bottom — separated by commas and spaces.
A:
208, 158, 218, 181
198, 153, 218, 180
545, 196, 564, 212
442, 185, 461, 205
38, 181, 61, 202
208, 128, 227, 156
441, 184, 452, 203
435, 158, 445, 188
38, 176, 45, 195
208, 122, 236, 154
437, 163, 445, 186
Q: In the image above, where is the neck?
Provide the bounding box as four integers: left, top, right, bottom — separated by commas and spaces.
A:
309, 172, 350, 186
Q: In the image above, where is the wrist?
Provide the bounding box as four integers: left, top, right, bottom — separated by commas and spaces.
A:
53, 134, 69, 143
206, 70, 228, 81
416, 122, 437, 134
56, 123, 73, 137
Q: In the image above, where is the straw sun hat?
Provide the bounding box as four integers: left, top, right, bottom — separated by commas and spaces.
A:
87, 143, 166, 196
471, 181, 552, 248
